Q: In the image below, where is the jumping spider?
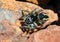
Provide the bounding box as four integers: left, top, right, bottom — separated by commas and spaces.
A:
19, 9, 49, 34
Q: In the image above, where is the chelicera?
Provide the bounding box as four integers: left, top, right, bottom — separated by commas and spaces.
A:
19, 9, 49, 34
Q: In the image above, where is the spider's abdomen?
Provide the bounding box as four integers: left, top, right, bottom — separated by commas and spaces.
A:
39, 13, 49, 20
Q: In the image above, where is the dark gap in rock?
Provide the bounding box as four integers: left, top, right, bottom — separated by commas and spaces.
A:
16, 0, 38, 5
16, 0, 26, 1
51, 21, 60, 26
41, 25, 49, 30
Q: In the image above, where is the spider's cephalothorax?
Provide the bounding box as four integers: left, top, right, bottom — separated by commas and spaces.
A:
20, 9, 49, 34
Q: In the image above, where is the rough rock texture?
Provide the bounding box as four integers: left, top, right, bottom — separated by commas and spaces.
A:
26, 0, 38, 4
27, 0, 38, 4
27, 25, 60, 42
0, 0, 59, 42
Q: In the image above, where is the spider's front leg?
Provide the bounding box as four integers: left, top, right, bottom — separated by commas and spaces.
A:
20, 26, 31, 37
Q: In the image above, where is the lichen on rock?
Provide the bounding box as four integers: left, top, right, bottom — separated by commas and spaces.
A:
0, 8, 20, 24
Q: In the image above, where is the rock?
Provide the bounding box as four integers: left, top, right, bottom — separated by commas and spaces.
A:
0, 20, 16, 42
0, 8, 20, 24
0, 0, 59, 42
27, 25, 60, 42
27, 0, 38, 4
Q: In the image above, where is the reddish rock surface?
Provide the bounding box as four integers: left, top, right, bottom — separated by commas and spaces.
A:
0, 0, 59, 42
27, 25, 60, 42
